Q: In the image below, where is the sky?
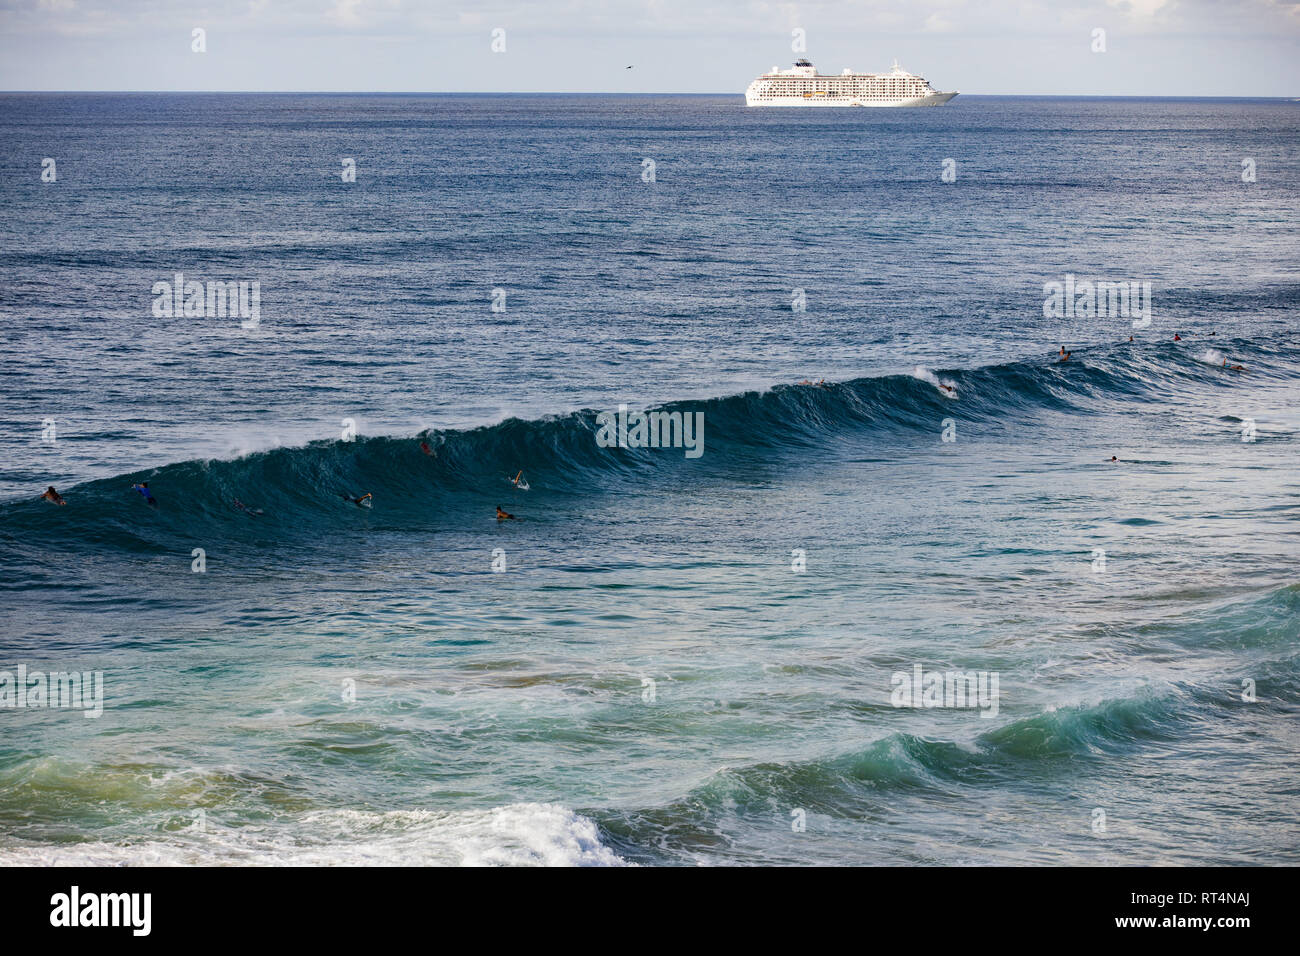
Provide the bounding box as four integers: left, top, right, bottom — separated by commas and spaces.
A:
0, 0, 1298, 95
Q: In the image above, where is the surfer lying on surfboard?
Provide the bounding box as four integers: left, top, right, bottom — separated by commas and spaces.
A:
340, 492, 372, 508
41, 486, 66, 506
496, 505, 517, 520
132, 482, 157, 506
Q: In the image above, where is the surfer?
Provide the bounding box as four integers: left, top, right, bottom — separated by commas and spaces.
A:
131, 482, 157, 506
340, 492, 372, 507
1222, 357, 1246, 372
420, 441, 435, 456
1174, 334, 1182, 341
510, 470, 525, 487
1108, 456, 1119, 463
233, 498, 262, 515
1058, 347, 1071, 363
496, 505, 516, 521
41, 486, 66, 506
939, 383, 955, 395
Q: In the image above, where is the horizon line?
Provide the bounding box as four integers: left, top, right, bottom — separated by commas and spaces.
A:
2, 90, 1297, 99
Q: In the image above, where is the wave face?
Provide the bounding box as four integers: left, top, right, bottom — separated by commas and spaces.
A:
593, 585, 1300, 866
4, 336, 1296, 561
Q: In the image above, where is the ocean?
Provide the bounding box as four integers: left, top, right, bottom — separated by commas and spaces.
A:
0, 93, 1297, 865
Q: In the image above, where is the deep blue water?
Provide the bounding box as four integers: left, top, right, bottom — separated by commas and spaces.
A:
0, 94, 1297, 865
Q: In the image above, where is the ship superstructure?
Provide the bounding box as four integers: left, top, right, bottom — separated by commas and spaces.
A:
745, 59, 957, 107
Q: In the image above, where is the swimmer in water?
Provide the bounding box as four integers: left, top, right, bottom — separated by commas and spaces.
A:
420, 441, 435, 456
1059, 347, 1071, 363
41, 486, 66, 506
340, 492, 372, 507
131, 482, 157, 506
1108, 456, 1119, 463
496, 505, 516, 520
1174, 334, 1181, 341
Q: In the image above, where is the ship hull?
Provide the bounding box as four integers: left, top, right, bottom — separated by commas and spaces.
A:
745, 90, 958, 107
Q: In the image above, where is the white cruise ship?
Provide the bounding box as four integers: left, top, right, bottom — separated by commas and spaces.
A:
745, 59, 957, 107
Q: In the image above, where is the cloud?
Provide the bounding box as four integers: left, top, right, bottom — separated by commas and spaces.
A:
326, 0, 363, 28
5, 0, 1299, 39
1105, 0, 1173, 21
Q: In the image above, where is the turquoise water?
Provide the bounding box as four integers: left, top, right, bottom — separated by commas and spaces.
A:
1, 94, 1297, 865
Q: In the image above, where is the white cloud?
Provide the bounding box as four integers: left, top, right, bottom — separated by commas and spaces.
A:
1106, 0, 1173, 21
327, 0, 365, 28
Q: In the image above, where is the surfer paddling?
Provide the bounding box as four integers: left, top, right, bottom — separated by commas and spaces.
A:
41, 486, 66, 506
496, 505, 517, 521
131, 482, 157, 506
340, 492, 372, 508
1058, 347, 1071, 363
